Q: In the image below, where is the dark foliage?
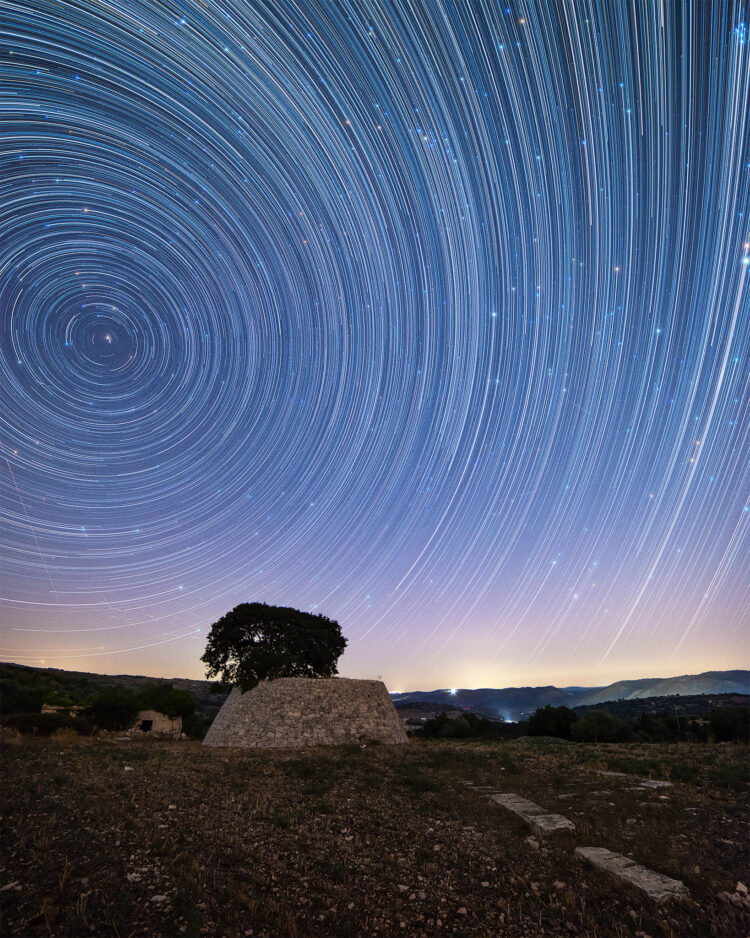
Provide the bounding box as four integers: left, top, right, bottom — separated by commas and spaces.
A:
84, 687, 142, 731
0, 664, 99, 715
181, 713, 213, 740
139, 683, 195, 719
571, 709, 633, 742
527, 704, 579, 739
201, 602, 347, 691
417, 710, 510, 739
709, 704, 750, 742
4, 711, 93, 735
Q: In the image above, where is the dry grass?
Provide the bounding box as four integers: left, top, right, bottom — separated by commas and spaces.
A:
1, 735, 747, 937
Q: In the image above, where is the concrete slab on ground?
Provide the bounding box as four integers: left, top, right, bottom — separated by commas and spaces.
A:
490, 793, 575, 834
575, 846, 688, 903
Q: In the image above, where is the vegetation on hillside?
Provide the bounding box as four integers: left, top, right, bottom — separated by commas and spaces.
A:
525, 701, 750, 743
0, 664, 205, 737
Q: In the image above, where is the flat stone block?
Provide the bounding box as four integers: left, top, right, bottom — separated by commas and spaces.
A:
529, 813, 576, 835
491, 794, 574, 834
638, 780, 672, 789
575, 847, 688, 903
490, 793, 547, 816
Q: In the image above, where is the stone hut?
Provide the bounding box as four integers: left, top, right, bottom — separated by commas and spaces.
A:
203, 677, 408, 748
133, 709, 181, 738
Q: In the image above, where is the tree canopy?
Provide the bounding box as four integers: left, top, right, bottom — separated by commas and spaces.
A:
201, 602, 347, 692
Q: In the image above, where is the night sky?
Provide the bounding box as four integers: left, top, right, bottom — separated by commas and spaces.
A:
2, 0, 749, 689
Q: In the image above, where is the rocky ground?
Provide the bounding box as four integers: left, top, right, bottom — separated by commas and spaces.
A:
1, 734, 747, 937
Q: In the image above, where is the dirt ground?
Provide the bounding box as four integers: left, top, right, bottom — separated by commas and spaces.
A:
1, 734, 748, 937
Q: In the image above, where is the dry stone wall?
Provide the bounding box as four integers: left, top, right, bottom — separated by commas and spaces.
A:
202, 677, 408, 748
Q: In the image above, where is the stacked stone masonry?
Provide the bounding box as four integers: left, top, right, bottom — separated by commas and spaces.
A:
203, 677, 409, 748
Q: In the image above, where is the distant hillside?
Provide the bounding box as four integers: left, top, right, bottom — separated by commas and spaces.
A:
573, 692, 750, 721
575, 671, 750, 706
0, 662, 228, 720
3, 663, 747, 724
391, 685, 577, 721
390, 670, 750, 721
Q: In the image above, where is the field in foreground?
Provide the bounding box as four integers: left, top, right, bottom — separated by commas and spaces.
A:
1, 735, 748, 937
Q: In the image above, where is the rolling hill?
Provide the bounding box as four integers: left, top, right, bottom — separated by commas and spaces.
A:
390, 670, 750, 721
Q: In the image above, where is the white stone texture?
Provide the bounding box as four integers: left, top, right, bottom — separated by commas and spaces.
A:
490, 793, 575, 834
574, 846, 688, 902
133, 710, 181, 738
203, 677, 408, 748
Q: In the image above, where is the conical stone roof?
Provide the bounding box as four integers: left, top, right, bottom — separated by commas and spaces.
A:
203, 677, 409, 748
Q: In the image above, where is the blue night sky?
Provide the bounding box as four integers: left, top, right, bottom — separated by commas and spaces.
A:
2, 0, 748, 689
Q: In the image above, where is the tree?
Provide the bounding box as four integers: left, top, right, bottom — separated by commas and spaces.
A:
527, 705, 579, 739
571, 709, 631, 743
201, 602, 347, 692
84, 686, 141, 731
709, 705, 750, 742
138, 683, 195, 720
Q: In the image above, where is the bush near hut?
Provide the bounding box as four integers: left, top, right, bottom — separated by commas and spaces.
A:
4, 711, 93, 736
84, 687, 142, 731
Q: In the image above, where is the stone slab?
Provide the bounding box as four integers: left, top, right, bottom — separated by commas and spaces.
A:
490, 793, 548, 816
529, 813, 576, 835
490, 793, 575, 835
575, 847, 688, 902
638, 780, 672, 789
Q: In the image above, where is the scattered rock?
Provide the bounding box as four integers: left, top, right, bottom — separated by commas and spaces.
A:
123, 766, 134, 772
456, 907, 467, 915
736, 881, 748, 895
718, 890, 750, 911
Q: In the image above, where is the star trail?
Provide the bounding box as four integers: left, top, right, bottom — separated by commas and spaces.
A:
1, 0, 748, 688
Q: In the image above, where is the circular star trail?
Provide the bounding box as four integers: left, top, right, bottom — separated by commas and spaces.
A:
1, 0, 748, 685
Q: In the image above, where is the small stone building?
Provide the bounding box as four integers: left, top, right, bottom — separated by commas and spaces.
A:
133, 709, 181, 738
203, 677, 408, 748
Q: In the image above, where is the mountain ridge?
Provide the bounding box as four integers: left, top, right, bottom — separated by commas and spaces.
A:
390, 670, 750, 720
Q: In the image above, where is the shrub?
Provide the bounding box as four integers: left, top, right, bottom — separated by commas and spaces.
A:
710, 761, 749, 790
84, 687, 141, 731
0, 678, 47, 715
138, 684, 195, 720
182, 713, 213, 740
527, 705, 579, 739
571, 709, 632, 743
420, 710, 501, 739
4, 712, 92, 736
709, 705, 750, 742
